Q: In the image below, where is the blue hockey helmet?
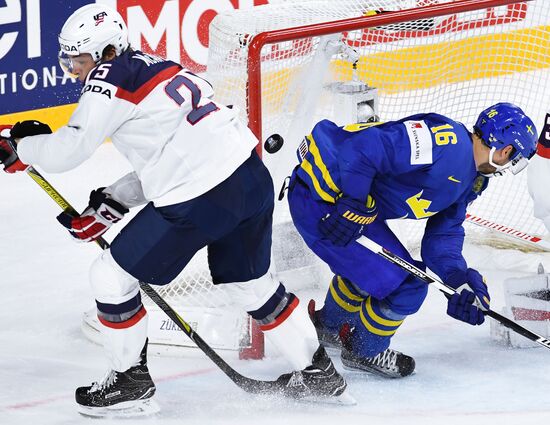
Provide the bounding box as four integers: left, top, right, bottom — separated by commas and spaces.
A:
474, 102, 538, 175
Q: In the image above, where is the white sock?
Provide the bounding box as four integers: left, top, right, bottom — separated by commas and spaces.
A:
263, 298, 319, 370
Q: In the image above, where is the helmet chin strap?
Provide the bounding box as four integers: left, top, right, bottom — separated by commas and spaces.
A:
483, 147, 511, 178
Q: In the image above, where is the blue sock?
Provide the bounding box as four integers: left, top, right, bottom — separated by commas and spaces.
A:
319, 275, 363, 333
351, 296, 405, 358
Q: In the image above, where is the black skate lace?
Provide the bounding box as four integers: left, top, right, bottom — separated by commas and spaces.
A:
370, 349, 398, 371
90, 370, 118, 393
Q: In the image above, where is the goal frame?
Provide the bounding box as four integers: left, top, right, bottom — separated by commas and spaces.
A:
114, 0, 546, 361
246, 0, 531, 143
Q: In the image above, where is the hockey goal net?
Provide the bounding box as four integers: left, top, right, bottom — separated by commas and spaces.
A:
208, 0, 550, 248
85, 0, 550, 359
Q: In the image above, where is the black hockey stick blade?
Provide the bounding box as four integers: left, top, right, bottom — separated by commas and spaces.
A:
357, 235, 550, 350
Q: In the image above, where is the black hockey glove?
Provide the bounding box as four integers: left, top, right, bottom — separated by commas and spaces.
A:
319, 194, 377, 246
10, 120, 52, 138
446, 268, 490, 326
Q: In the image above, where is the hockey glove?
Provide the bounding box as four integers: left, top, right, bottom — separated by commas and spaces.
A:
0, 120, 52, 173
319, 195, 377, 246
10, 120, 52, 138
445, 268, 490, 326
56, 188, 129, 243
0, 125, 29, 173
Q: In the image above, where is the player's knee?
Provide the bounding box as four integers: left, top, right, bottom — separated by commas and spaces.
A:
360, 296, 406, 335
90, 250, 145, 331
407, 284, 428, 315
229, 273, 318, 369
385, 275, 429, 316
89, 250, 139, 302
327, 275, 364, 309
225, 273, 293, 323
225, 272, 280, 313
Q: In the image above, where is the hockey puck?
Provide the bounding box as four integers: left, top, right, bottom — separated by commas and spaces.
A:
264, 134, 284, 154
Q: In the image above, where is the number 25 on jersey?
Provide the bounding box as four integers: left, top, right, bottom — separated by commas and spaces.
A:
165, 75, 219, 125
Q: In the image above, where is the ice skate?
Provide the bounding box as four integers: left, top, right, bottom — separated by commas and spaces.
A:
275, 345, 356, 405
308, 300, 352, 351
340, 325, 415, 378
75, 340, 158, 417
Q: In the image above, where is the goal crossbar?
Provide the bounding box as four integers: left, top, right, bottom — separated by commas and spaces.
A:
247, 0, 528, 141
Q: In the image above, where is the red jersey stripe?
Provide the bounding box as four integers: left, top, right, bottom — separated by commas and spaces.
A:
116, 65, 182, 104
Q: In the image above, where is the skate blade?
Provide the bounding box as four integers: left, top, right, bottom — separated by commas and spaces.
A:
77, 398, 160, 418
300, 390, 357, 406
321, 344, 342, 356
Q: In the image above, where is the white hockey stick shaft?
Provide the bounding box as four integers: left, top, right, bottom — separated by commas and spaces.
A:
356, 235, 550, 350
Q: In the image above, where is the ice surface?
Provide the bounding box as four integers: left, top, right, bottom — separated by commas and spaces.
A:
1, 143, 550, 425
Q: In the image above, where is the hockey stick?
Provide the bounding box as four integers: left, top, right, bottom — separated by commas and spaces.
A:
356, 235, 550, 350
25, 166, 281, 394
465, 213, 550, 252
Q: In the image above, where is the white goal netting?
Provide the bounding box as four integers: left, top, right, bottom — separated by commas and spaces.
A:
208, 0, 550, 246
86, 0, 550, 357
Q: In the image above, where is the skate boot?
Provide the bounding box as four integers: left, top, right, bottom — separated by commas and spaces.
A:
75, 339, 159, 417
275, 345, 355, 405
308, 300, 350, 350
340, 325, 415, 378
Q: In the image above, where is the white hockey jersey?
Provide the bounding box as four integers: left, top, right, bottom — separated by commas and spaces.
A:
17, 51, 259, 207
527, 111, 550, 232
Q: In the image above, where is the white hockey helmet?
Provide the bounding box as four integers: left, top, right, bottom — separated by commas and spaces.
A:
58, 4, 129, 74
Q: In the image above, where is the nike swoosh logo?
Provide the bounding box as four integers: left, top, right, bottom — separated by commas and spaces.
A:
448, 176, 461, 183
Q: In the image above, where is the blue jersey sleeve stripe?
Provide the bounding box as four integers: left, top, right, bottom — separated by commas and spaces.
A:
306, 134, 341, 193
298, 158, 336, 203
296, 134, 342, 202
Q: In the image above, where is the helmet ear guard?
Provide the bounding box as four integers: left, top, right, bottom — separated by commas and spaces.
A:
484, 147, 529, 177
474, 102, 538, 176
507, 151, 530, 175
